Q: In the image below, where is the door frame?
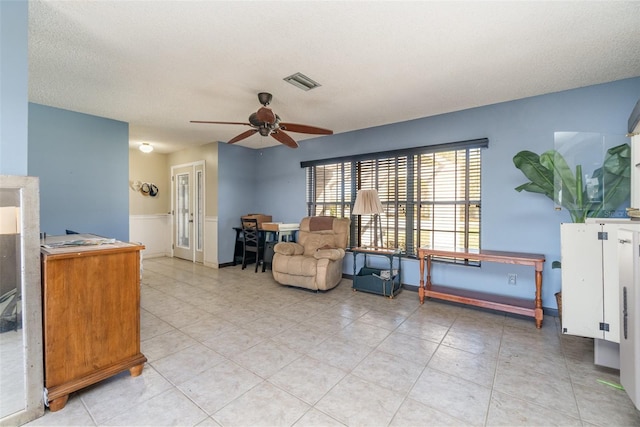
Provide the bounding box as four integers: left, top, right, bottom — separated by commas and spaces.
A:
170, 160, 205, 263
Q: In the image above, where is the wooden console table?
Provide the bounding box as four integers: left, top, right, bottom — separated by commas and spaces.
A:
418, 248, 545, 328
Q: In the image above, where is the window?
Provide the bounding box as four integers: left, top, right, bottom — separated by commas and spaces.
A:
303, 138, 487, 258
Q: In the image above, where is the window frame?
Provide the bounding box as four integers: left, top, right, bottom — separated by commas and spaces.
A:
302, 138, 488, 259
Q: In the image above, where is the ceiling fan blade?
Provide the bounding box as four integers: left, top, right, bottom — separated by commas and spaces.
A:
228, 129, 258, 144
271, 130, 299, 148
256, 107, 276, 124
191, 120, 251, 126
279, 122, 333, 135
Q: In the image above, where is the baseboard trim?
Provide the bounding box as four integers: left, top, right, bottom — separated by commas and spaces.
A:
142, 252, 171, 259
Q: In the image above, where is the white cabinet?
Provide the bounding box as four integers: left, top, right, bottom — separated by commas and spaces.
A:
561, 220, 640, 343
618, 228, 640, 410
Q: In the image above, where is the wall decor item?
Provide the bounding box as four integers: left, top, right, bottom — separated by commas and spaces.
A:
140, 183, 158, 197
130, 180, 142, 192
135, 182, 159, 197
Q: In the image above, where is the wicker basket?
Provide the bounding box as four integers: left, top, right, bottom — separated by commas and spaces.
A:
555, 291, 562, 326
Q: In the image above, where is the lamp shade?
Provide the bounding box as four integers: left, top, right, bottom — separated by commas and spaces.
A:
352, 189, 383, 215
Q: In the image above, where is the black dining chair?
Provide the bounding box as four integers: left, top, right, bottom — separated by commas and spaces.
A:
241, 218, 264, 272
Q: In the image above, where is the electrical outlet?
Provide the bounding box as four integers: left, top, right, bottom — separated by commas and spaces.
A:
508, 273, 517, 285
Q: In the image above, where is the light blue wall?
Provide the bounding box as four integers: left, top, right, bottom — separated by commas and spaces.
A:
219, 77, 640, 309
28, 103, 130, 241
0, 0, 28, 175
217, 141, 260, 262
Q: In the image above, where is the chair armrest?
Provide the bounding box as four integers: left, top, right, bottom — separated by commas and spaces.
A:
313, 248, 345, 261
274, 242, 304, 256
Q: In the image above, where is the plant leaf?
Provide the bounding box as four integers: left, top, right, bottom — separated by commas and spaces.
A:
586, 143, 631, 218
540, 150, 577, 206
603, 143, 631, 177
515, 182, 549, 194
513, 151, 555, 198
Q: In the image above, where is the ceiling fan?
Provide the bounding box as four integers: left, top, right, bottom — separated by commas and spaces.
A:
191, 92, 333, 148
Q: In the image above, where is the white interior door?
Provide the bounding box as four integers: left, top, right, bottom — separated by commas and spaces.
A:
173, 166, 193, 261
194, 162, 204, 264
172, 162, 205, 262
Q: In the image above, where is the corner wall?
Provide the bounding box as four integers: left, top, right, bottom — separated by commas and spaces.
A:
28, 103, 130, 241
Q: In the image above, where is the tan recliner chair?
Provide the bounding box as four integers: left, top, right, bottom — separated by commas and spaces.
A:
272, 216, 350, 291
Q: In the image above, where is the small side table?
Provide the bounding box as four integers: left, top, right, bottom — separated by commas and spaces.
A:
351, 247, 403, 298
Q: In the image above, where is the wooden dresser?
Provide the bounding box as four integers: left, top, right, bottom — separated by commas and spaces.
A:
40, 235, 146, 411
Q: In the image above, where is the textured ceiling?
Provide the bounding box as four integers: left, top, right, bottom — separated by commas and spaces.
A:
28, 1, 640, 153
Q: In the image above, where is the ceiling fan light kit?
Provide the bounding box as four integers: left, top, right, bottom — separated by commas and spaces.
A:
191, 92, 332, 148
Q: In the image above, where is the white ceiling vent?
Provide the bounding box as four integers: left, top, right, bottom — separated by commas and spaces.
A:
283, 72, 321, 91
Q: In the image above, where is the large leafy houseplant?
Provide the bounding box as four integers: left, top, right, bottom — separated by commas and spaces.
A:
513, 143, 631, 223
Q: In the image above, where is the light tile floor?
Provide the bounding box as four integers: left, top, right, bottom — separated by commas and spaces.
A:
26, 257, 640, 427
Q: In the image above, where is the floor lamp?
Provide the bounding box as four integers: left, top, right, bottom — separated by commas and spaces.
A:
352, 189, 384, 248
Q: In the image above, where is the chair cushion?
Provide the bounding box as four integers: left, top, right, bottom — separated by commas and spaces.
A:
274, 242, 304, 256
274, 254, 319, 277
302, 234, 339, 256
308, 216, 335, 231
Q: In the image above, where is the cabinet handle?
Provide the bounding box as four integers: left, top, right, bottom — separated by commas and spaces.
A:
623, 286, 628, 340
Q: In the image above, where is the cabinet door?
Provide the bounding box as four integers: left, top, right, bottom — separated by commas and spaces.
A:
619, 229, 640, 409
602, 223, 640, 342
561, 223, 605, 339
43, 249, 141, 386
602, 224, 621, 342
